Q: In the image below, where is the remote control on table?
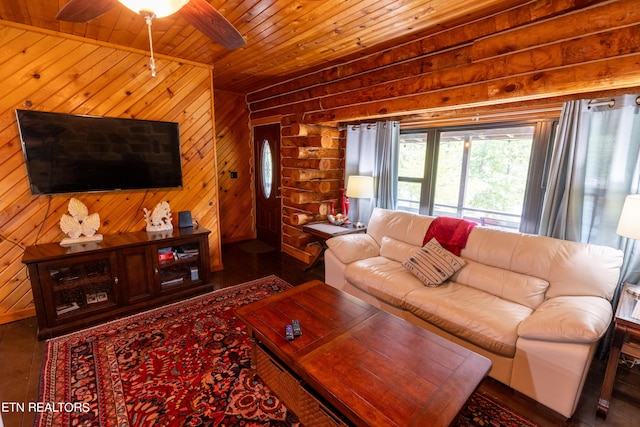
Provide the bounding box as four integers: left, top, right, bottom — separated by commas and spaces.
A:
292, 319, 302, 337
285, 324, 295, 341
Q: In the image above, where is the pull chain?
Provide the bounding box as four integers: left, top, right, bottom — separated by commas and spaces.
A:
143, 12, 157, 77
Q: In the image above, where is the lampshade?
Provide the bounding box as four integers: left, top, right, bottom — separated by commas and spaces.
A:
119, 0, 188, 18
617, 195, 640, 240
346, 176, 374, 199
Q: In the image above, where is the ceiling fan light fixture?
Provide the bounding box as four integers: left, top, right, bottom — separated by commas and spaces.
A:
118, 0, 189, 18
118, 0, 188, 78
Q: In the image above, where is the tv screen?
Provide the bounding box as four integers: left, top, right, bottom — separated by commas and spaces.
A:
16, 110, 183, 195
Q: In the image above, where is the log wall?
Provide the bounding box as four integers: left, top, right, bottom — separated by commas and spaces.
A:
0, 22, 223, 324
246, 0, 640, 262
248, 0, 640, 124
279, 115, 344, 263
214, 89, 255, 243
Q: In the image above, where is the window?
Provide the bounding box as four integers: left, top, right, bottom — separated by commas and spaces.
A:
261, 139, 273, 198
397, 135, 428, 213
398, 121, 556, 234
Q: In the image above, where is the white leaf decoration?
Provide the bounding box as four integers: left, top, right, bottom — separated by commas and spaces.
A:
68, 198, 89, 221
59, 198, 102, 246
81, 213, 100, 237
60, 214, 82, 239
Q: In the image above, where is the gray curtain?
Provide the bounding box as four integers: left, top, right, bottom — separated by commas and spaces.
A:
539, 100, 586, 240
540, 94, 640, 357
345, 121, 399, 224
374, 121, 399, 210
346, 123, 376, 224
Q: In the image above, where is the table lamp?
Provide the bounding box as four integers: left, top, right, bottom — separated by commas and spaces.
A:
617, 194, 640, 318
346, 175, 374, 228
617, 194, 640, 240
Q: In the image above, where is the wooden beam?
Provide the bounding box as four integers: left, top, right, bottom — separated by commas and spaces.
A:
247, 0, 609, 104
302, 54, 640, 123
248, 0, 640, 124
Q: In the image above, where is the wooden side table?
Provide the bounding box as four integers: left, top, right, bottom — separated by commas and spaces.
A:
597, 283, 640, 418
302, 222, 367, 269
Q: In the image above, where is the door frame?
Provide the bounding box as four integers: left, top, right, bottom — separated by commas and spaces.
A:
253, 123, 281, 250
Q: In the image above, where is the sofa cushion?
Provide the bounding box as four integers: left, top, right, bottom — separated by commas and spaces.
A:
402, 239, 465, 287
518, 296, 613, 343
326, 233, 380, 264
367, 208, 433, 246
452, 260, 549, 309
344, 257, 425, 308
546, 244, 623, 301
461, 227, 623, 301
380, 236, 421, 263
403, 283, 532, 357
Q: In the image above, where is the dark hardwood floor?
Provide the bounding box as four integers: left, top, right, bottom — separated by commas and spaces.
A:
1, 240, 638, 426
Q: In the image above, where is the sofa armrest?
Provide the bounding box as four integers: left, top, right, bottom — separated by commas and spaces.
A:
518, 296, 613, 343
326, 234, 380, 264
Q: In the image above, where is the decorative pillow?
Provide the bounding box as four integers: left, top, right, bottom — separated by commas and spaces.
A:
402, 238, 465, 287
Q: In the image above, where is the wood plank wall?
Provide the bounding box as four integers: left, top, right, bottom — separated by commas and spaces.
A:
245, 0, 640, 262
0, 22, 222, 325
214, 89, 254, 243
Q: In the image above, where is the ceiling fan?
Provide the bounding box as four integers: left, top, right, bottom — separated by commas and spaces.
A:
56, 0, 246, 76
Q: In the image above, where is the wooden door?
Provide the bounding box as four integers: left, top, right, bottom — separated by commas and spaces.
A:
254, 124, 281, 250
120, 246, 155, 305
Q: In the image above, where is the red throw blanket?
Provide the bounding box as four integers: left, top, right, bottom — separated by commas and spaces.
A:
423, 217, 477, 255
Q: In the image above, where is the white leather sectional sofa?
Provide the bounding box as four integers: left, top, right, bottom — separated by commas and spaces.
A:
324, 208, 623, 418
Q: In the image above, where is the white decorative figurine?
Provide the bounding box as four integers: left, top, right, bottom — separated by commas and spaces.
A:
144, 201, 173, 232
59, 198, 103, 246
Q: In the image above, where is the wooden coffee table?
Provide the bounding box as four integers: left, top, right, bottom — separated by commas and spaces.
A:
236, 280, 491, 426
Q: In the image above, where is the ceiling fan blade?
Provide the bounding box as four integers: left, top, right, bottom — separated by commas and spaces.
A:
56, 0, 120, 23
180, 0, 246, 50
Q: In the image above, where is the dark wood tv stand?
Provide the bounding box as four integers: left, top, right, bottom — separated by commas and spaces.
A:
23, 226, 211, 339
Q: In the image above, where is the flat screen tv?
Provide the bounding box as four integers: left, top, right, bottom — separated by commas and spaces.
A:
16, 109, 183, 195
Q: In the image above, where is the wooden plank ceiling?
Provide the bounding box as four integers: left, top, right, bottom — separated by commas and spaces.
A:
0, 0, 532, 94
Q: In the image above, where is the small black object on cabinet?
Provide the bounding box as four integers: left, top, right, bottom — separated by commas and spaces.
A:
179, 211, 193, 228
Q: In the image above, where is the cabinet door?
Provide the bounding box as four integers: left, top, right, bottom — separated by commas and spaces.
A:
38, 251, 120, 325
155, 237, 206, 295
120, 246, 156, 305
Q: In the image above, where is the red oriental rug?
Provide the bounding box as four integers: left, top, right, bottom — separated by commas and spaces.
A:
36, 275, 538, 427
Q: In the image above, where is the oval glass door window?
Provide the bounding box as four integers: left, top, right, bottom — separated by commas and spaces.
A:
261, 139, 273, 198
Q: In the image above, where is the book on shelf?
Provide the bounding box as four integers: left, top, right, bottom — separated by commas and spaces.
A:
56, 302, 80, 315
161, 277, 184, 286
176, 252, 197, 259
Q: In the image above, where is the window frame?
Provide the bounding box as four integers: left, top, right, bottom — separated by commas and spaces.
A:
398, 119, 558, 234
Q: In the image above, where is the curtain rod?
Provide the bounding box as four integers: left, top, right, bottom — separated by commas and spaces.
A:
341, 97, 640, 129
588, 99, 615, 108
588, 96, 640, 108
338, 122, 398, 131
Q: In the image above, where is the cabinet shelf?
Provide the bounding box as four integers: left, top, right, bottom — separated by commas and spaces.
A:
56, 299, 116, 318
23, 226, 211, 339
158, 256, 198, 268
50, 275, 112, 291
